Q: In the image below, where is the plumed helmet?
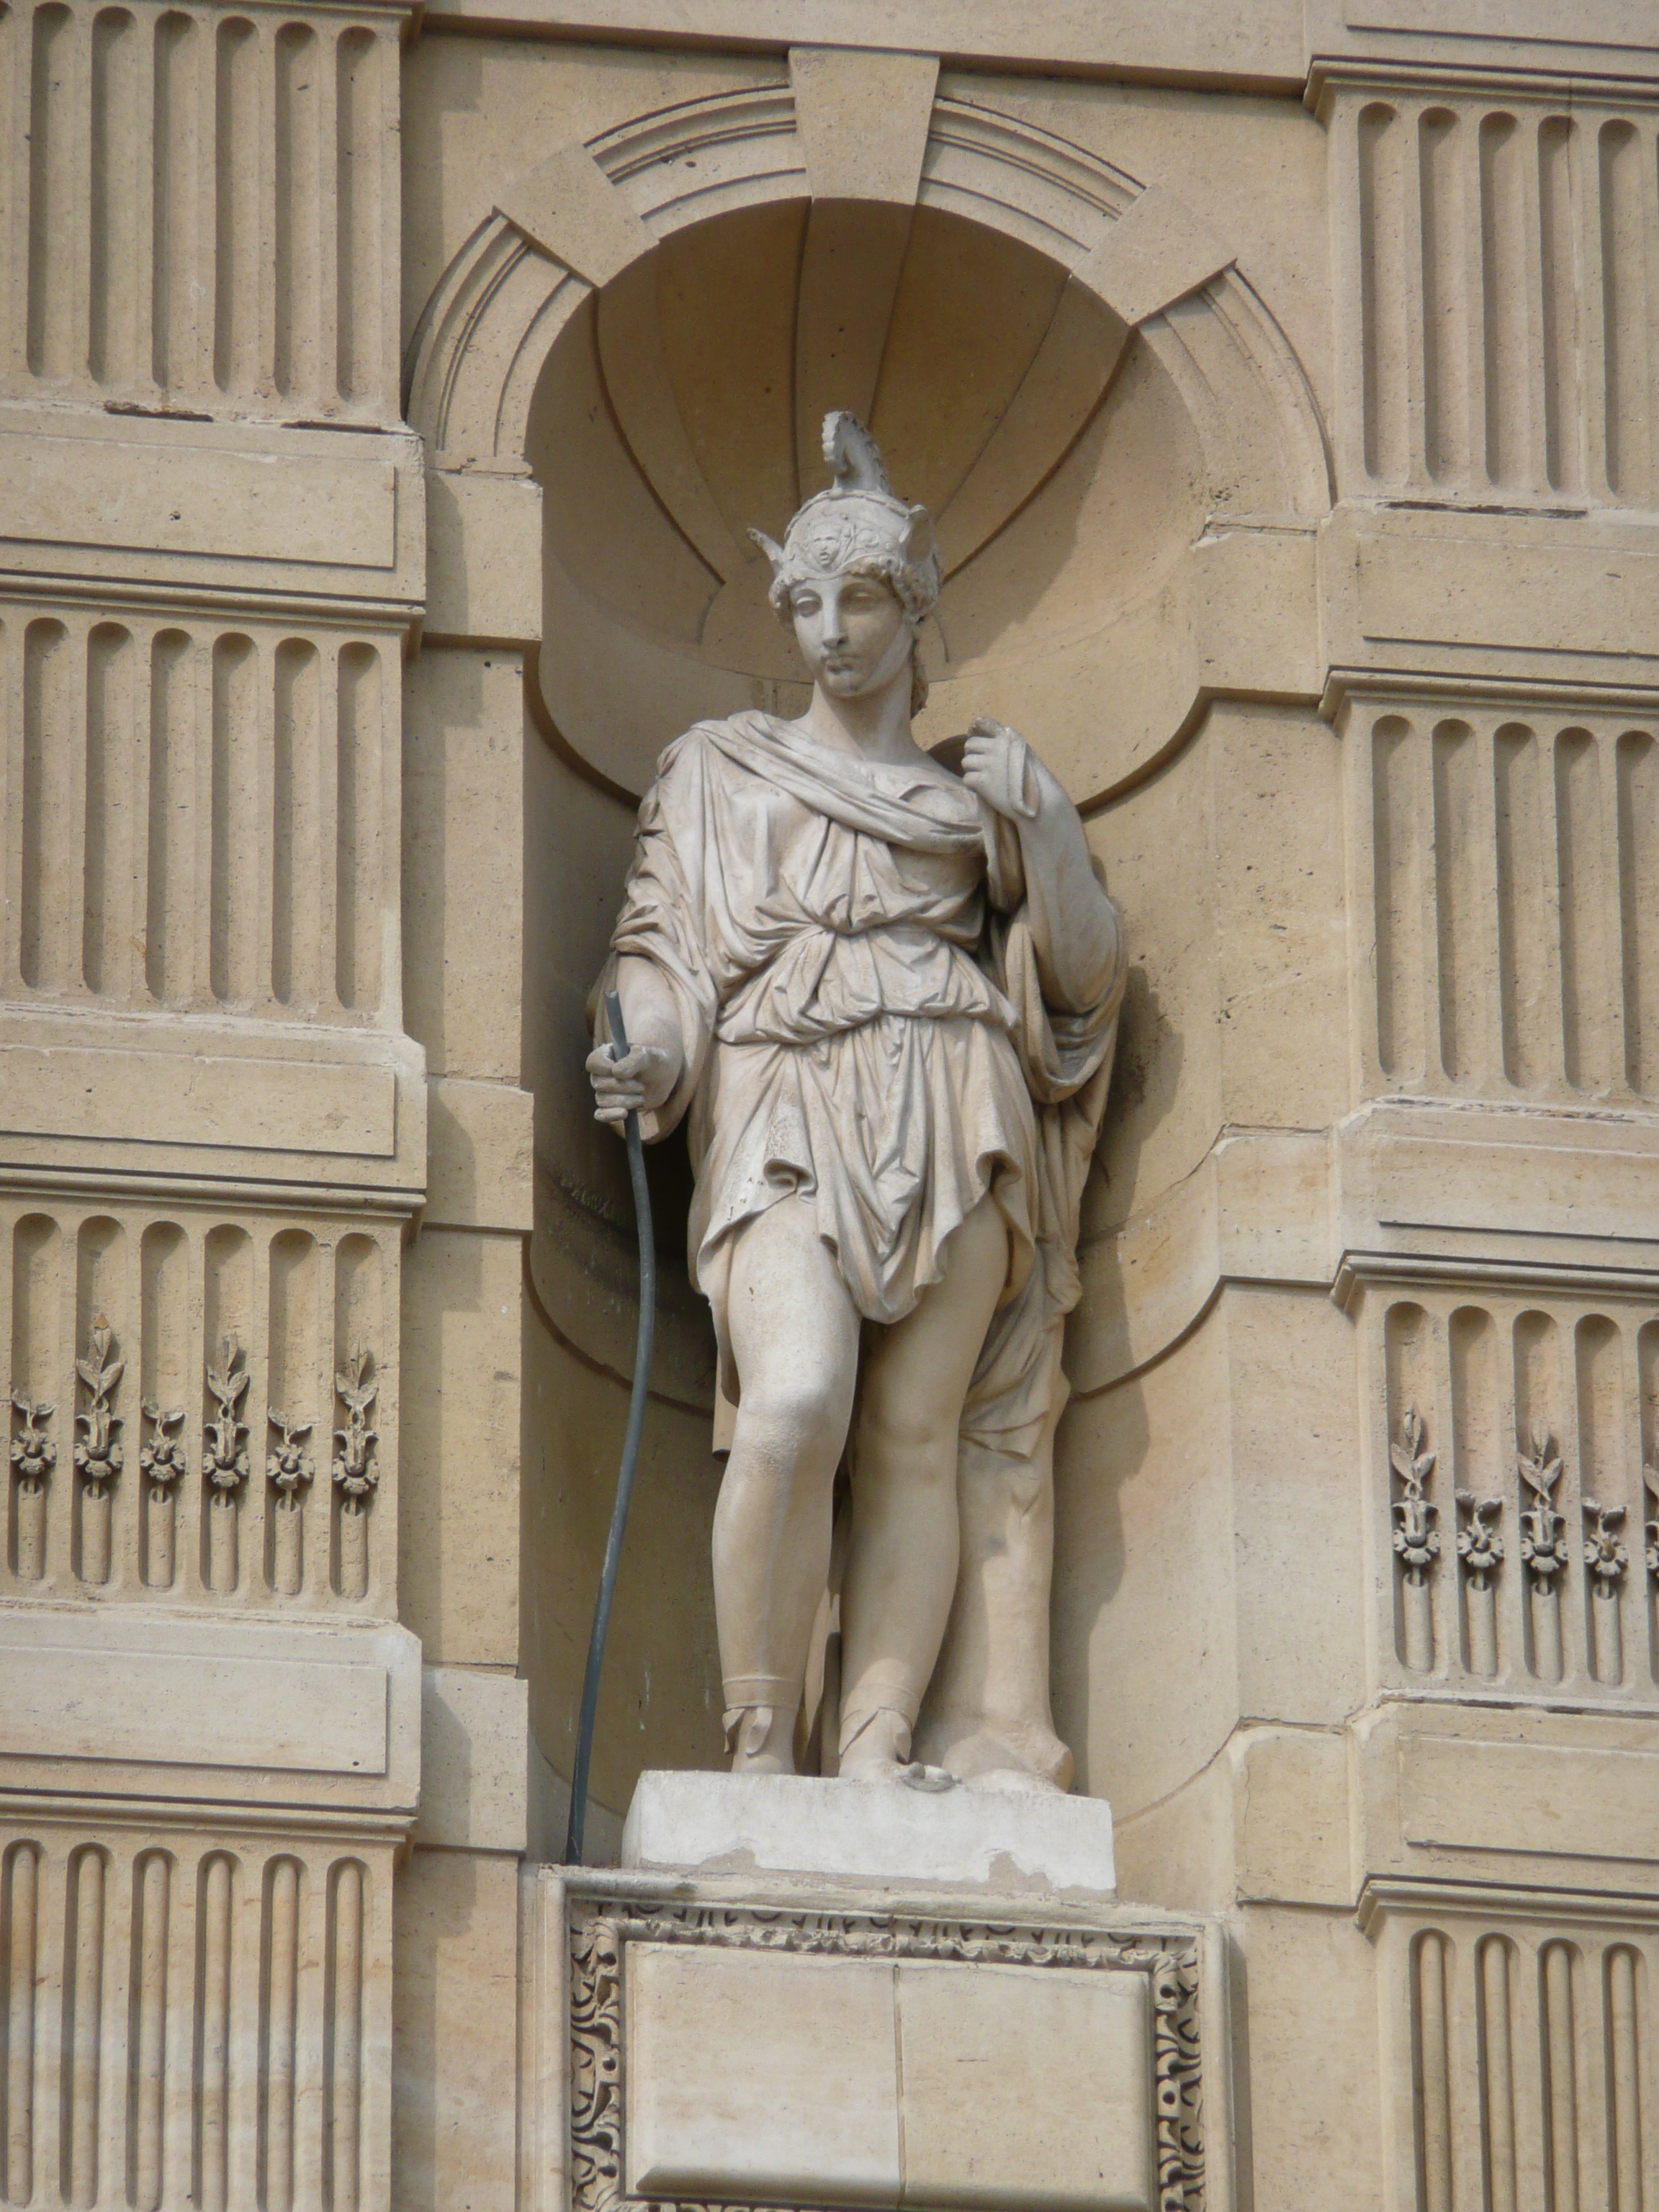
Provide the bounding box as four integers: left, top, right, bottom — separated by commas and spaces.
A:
750, 412, 942, 627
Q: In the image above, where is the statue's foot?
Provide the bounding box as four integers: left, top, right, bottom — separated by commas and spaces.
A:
837, 1705, 920, 1782
897, 1761, 958, 1793
725, 1704, 798, 1775
961, 1763, 1064, 1797
913, 1720, 1075, 1794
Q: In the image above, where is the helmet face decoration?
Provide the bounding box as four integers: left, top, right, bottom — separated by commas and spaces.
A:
750, 411, 943, 629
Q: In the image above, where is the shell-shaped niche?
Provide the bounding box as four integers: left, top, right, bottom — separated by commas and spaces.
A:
526, 197, 1210, 805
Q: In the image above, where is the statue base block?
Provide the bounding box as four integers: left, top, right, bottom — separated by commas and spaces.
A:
621, 1767, 1117, 1897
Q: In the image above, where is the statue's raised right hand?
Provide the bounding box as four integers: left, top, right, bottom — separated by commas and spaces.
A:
587, 1042, 677, 1128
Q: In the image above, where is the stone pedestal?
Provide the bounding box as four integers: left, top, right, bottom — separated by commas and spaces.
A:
523, 1775, 1228, 2212
622, 1768, 1118, 1897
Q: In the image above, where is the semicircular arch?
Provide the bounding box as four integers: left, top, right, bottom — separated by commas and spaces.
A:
405, 78, 1331, 809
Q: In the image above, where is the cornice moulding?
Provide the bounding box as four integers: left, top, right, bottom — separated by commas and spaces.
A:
1321, 665, 1659, 721
1357, 1877, 1659, 1934
1334, 1247, 1659, 1310
1307, 57, 1659, 112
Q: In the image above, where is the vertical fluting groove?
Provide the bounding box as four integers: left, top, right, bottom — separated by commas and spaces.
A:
331, 1238, 379, 1602
60, 1848, 105, 2209
266, 1230, 315, 1597
145, 629, 193, 1006
1480, 112, 1529, 489
83, 624, 134, 998
1494, 722, 1547, 1090
323, 1863, 362, 2212
1541, 1942, 1581, 2212
202, 1225, 251, 1594
1477, 1936, 1519, 2212
1450, 1305, 1500, 1674
1598, 122, 1649, 501
127, 1852, 169, 2212
1642, 1321, 1659, 1689
1605, 1946, 1643, 2211
1575, 1315, 1625, 1683
11, 1215, 60, 1583
334, 29, 377, 403
27, 5, 75, 379
1412, 1930, 1454, 2212
1431, 720, 1480, 1082
1358, 104, 1408, 482
335, 644, 380, 1012
1617, 732, 1659, 1096
138, 1222, 187, 1590
1372, 715, 1424, 1082
209, 634, 257, 1006
1514, 1310, 1563, 1681
1418, 109, 1468, 485
2, 1844, 40, 2206
1555, 729, 1610, 1092
1537, 117, 1581, 493
1384, 1301, 1435, 1670
20, 618, 70, 992
212, 18, 257, 394
271, 640, 320, 1008
150, 11, 197, 391
273, 25, 319, 400
0, 616, 17, 990
89, 9, 140, 385
260, 1860, 300, 2212
194, 1855, 233, 2212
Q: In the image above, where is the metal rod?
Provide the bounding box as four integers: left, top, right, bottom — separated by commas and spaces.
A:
565, 989, 657, 1866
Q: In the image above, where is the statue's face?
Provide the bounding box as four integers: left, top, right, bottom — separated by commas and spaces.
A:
788, 570, 912, 700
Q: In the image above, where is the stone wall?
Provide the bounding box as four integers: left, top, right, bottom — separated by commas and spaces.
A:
4, 3, 1659, 2210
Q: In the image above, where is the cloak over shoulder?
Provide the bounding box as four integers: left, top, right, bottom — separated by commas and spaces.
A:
599, 711, 1125, 1457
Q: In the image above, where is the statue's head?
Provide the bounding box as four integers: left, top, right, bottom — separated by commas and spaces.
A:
751, 413, 940, 711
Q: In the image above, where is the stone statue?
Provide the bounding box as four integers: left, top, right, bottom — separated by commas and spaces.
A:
589, 414, 1126, 1791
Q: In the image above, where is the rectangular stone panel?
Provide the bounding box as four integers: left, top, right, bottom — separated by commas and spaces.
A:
1, 1645, 389, 1773
1356, 529, 1659, 658
896, 1961, 1152, 2212
621, 1941, 1154, 2212
624, 1943, 902, 2204
1401, 1736, 1659, 1864
1, 433, 397, 567
0, 1045, 397, 1155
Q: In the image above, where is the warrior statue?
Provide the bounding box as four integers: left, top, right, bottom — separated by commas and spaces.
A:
589, 413, 1125, 1791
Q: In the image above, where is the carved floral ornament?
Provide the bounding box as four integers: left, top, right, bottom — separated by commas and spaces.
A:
73, 1314, 124, 1498
1583, 1498, 1629, 1599
1517, 1429, 1569, 1596
140, 1398, 187, 1495
333, 1344, 379, 1505
267, 1411, 315, 1501
566, 1896, 1208, 2212
204, 1334, 251, 1494
9, 1392, 55, 1490
1390, 1405, 1439, 1583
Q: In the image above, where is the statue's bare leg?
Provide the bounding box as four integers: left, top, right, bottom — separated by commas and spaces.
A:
715, 1195, 860, 1773
838, 1192, 1010, 1779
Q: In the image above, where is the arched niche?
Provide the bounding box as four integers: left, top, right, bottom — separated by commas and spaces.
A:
404, 61, 1333, 1407
406, 67, 1331, 814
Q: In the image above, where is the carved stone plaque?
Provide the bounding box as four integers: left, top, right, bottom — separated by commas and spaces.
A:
565, 1888, 1213, 2212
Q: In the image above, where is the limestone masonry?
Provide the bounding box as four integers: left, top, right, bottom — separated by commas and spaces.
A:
3, 2, 1659, 2209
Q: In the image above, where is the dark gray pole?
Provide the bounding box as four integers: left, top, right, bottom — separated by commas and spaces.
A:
564, 988, 657, 1865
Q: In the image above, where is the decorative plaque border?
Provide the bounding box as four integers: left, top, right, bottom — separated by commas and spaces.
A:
567, 1894, 1207, 2212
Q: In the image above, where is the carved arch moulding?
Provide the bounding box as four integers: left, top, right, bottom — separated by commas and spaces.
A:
404, 55, 1332, 811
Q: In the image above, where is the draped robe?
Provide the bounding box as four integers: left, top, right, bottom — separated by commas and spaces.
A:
601, 709, 1126, 1779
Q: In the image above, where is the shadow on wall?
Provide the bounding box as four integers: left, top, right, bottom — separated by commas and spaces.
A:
525, 195, 1208, 806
